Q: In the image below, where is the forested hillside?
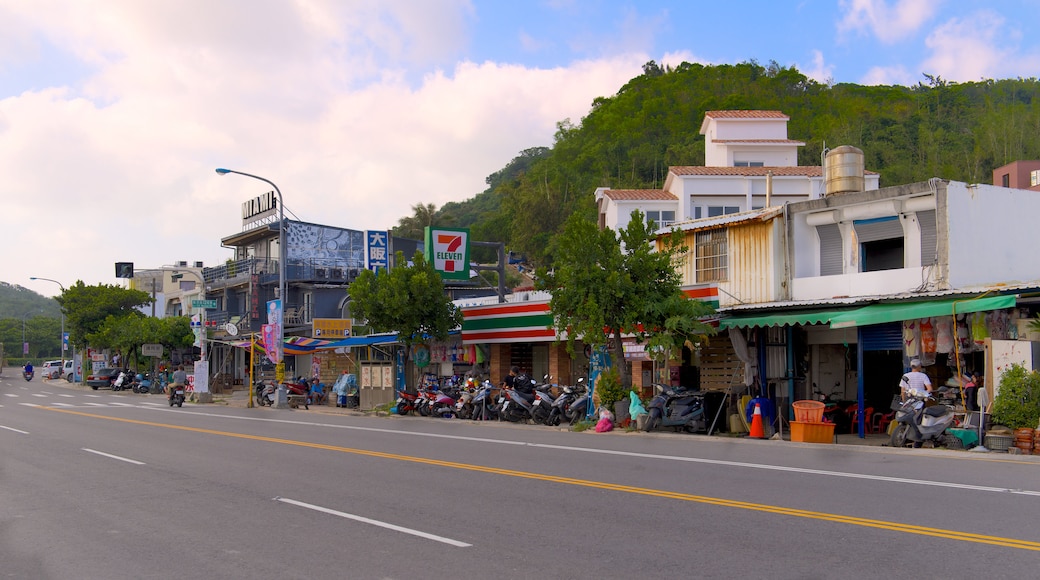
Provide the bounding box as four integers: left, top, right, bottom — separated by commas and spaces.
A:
0, 282, 62, 320
395, 60, 1040, 266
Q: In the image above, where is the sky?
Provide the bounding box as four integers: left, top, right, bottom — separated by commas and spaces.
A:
5, 0, 1040, 298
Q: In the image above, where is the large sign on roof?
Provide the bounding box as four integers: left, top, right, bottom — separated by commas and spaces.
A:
424, 227, 470, 280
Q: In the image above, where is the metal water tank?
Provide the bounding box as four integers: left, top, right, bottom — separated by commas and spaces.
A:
825, 145, 865, 196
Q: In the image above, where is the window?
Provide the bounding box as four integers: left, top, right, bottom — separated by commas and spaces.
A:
855, 217, 904, 272
734, 161, 765, 167
1031, 170, 1040, 187
646, 210, 675, 228
695, 230, 727, 282
1002, 173, 1010, 187
707, 206, 740, 217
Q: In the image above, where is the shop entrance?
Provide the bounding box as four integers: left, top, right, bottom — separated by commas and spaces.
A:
861, 349, 903, 411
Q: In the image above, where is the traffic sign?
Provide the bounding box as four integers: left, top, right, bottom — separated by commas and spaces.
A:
192, 299, 217, 309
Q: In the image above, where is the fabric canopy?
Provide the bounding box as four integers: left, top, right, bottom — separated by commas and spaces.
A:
718, 308, 852, 329
828, 295, 1017, 329
225, 333, 399, 354
719, 294, 1017, 330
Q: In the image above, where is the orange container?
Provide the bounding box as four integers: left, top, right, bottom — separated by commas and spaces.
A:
792, 400, 825, 423
790, 421, 835, 444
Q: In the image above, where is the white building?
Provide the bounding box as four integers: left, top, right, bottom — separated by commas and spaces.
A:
595, 110, 880, 233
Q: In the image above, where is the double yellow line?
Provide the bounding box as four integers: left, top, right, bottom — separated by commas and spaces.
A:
43, 406, 1040, 552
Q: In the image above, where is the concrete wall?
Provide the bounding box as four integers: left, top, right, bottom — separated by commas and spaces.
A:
946, 182, 1040, 287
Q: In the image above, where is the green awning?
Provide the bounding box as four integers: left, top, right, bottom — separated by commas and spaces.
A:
828, 295, 1017, 329
719, 308, 853, 329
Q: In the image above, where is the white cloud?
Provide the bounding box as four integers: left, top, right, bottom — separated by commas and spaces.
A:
0, 1, 643, 296
837, 0, 939, 44
801, 50, 835, 84
919, 10, 1040, 82
859, 64, 916, 86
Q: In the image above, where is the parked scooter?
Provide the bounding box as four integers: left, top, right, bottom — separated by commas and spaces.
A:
395, 389, 419, 415
256, 380, 276, 406
500, 375, 537, 423
132, 373, 153, 394
643, 384, 706, 433
546, 378, 587, 426
111, 369, 132, 391
470, 380, 499, 421
890, 387, 955, 448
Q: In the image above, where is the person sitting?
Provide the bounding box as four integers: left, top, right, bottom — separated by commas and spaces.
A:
309, 378, 326, 405
24, 362, 34, 375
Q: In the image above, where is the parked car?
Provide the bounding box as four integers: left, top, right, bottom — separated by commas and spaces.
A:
63, 360, 76, 382
86, 368, 120, 390
41, 360, 63, 379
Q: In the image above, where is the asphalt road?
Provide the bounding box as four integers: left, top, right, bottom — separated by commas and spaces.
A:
3, 372, 1039, 579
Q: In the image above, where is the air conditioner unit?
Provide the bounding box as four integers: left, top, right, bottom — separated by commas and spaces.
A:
331, 268, 343, 279
315, 268, 327, 279
194, 261, 204, 268
177, 261, 188, 267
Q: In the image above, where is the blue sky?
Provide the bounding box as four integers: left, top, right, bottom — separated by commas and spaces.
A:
4, 0, 1040, 295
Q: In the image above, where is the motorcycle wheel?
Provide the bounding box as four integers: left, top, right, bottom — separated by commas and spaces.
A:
177, 399, 183, 408
644, 408, 662, 432
418, 403, 431, 417
169, 398, 175, 407
890, 423, 910, 448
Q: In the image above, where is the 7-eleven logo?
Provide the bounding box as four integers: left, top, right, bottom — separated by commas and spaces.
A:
435, 233, 464, 272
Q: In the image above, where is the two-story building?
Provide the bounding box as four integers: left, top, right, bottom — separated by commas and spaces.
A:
685, 170, 1040, 436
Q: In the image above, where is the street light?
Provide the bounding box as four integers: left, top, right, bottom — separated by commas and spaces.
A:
216, 168, 286, 406
29, 277, 65, 368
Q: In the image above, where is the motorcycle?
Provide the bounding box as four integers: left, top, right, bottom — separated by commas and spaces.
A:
132, 373, 153, 394
546, 378, 587, 426
529, 376, 557, 425
890, 387, 955, 448
470, 381, 499, 421
256, 380, 276, 407
23, 368, 34, 381
500, 376, 538, 423
395, 389, 419, 415
643, 384, 706, 433
111, 369, 132, 391
168, 384, 185, 407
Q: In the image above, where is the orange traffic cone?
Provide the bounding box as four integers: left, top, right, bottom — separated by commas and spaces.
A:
749, 403, 765, 439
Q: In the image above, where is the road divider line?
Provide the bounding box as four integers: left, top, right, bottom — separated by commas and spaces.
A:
82, 448, 146, 465
275, 497, 471, 547
36, 406, 1040, 552
1, 425, 30, 434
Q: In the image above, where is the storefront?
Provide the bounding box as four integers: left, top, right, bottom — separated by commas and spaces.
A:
720, 294, 1027, 437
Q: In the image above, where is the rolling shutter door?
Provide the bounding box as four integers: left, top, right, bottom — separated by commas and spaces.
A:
817, 223, 843, 276
860, 323, 903, 351
854, 216, 903, 243
918, 210, 937, 265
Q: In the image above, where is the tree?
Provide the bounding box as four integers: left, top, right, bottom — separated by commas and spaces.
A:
538, 210, 716, 389
89, 315, 194, 369
56, 282, 153, 347
347, 251, 462, 350
392, 203, 440, 240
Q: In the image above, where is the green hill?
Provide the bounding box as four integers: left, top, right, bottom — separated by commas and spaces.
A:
399, 60, 1040, 266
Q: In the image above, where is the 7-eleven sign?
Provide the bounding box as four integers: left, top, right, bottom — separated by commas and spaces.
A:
425, 226, 471, 280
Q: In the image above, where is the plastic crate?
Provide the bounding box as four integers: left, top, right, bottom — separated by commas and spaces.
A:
985, 434, 1012, 452
792, 400, 825, 423
790, 421, 835, 444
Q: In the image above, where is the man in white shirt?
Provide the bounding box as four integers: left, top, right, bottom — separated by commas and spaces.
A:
899, 359, 933, 401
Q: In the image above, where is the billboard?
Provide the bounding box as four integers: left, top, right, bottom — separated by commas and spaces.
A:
367, 230, 388, 272
424, 227, 470, 280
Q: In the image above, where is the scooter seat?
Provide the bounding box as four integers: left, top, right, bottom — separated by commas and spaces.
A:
924, 406, 948, 417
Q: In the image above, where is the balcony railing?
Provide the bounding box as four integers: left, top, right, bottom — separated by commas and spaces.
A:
204, 258, 364, 287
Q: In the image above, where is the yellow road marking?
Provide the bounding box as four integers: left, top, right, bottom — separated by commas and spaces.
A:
41, 406, 1040, 551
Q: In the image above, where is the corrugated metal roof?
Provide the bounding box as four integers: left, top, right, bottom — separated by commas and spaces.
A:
667, 207, 783, 233
718, 284, 1040, 313
600, 189, 677, 201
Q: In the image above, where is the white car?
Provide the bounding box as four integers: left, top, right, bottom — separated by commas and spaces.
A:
41, 360, 63, 379
63, 360, 76, 381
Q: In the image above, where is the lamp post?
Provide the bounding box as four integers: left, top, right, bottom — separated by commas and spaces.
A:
216, 168, 287, 407
30, 276, 66, 367
21, 311, 34, 357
